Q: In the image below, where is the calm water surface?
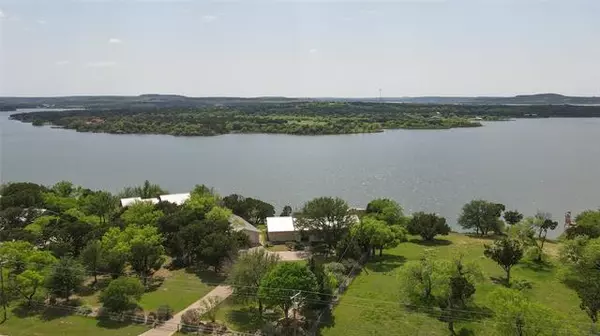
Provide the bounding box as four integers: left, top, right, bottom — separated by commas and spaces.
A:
2, 109, 600, 234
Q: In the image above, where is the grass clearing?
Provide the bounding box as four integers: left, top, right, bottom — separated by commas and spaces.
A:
0, 307, 148, 336
320, 233, 589, 336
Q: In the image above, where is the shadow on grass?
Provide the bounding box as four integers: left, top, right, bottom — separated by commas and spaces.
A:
77, 277, 111, 296
409, 238, 453, 246
184, 267, 227, 284
520, 260, 554, 273
96, 317, 136, 329
490, 276, 533, 290
364, 254, 407, 273
225, 306, 280, 332
313, 307, 335, 336
463, 233, 505, 241
145, 276, 166, 292
457, 328, 476, 336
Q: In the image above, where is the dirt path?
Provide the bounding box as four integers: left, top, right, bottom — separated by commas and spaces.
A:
138, 285, 233, 336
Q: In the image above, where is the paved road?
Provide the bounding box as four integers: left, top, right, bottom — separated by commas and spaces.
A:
138, 285, 233, 336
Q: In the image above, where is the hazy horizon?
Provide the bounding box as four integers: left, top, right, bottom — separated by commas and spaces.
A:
1, 0, 599, 97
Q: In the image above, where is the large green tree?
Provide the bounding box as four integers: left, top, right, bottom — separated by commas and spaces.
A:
82, 191, 117, 225
566, 210, 600, 239
81, 240, 103, 284
99, 277, 145, 313
228, 249, 280, 316
128, 226, 166, 286
120, 201, 164, 227
484, 238, 523, 285
407, 212, 451, 241
119, 180, 167, 199
365, 198, 407, 226
296, 197, 357, 251
258, 262, 318, 319
458, 200, 505, 235
45, 257, 86, 301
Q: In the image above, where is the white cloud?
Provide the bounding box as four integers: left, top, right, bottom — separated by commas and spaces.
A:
0, 10, 5, 19
108, 38, 123, 44
201, 15, 217, 23
85, 61, 117, 68
309, 49, 318, 54
37, 19, 47, 24
55, 60, 70, 66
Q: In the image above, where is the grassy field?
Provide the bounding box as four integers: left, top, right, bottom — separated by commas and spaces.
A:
78, 268, 223, 313
320, 233, 589, 336
0, 307, 148, 336
138, 268, 222, 312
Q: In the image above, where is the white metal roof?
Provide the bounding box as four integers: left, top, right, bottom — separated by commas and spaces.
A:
120, 197, 142, 207
266, 216, 295, 233
141, 198, 160, 204
159, 193, 190, 205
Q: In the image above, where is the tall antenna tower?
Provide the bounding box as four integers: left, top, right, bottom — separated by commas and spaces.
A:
379, 88, 382, 103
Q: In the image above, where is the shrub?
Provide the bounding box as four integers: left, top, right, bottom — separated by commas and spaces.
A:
147, 312, 157, 325
99, 277, 145, 313
524, 246, 544, 262
294, 242, 305, 251
156, 305, 173, 321
341, 259, 360, 273
76, 305, 93, 316
285, 241, 295, 251
181, 308, 202, 332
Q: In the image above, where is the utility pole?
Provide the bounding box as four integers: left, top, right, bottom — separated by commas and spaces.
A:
0, 260, 7, 322
290, 291, 301, 336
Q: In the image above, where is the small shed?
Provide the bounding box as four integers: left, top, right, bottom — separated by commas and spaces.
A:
120, 197, 142, 207
266, 216, 297, 242
230, 214, 260, 246
159, 193, 190, 205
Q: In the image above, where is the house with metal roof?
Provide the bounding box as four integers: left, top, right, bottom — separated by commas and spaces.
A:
229, 214, 260, 246
120, 197, 142, 207
266, 216, 297, 242
158, 193, 190, 205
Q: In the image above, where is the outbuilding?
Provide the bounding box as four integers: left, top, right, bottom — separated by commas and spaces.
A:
266, 216, 297, 242
230, 214, 260, 246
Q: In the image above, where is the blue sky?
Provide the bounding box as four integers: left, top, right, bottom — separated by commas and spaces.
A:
0, 0, 599, 97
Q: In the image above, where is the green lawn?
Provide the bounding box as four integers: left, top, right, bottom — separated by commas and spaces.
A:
265, 244, 289, 252
138, 268, 223, 313
79, 268, 222, 313
211, 297, 283, 332
0, 307, 148, 336
320, 233, 590, 336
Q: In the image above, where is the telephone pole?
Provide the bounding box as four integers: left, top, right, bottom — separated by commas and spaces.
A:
1, 260, 7, 322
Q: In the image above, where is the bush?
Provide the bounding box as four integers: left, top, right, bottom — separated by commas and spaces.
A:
294, 242, 305, 251
100, 277, 145, 313
341, 259, 360, 273
156, 305, 173, 321
181, 308, 202, 332
76, 305, 93, 316
147, 312, 157, 325
285, 241, 295, 251
524, 246, 544, 262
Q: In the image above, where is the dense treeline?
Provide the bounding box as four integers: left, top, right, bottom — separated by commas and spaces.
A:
11, 101, 600, 136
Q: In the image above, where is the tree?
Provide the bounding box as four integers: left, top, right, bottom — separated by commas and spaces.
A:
121, 201, 164, 227
489, 287, 567, 336
407, 212, 451, 241
119, 180, 167, 199
484, 238, 523, 285
101, 227, 130, 278
503, 210, 524, 225
83, 191, 117, 224
365, 198, 407, 226
52, 181, 75, 197
81, 240, 103, 284
0, 241, 57, 307
228, 249, 280, 316
296, 197, 357, 251
350, 217, 403, 257
128, 226, 166, 286
566, 210, 600, 239
280, 205, 293, 217
45, 257, 85, 301
437, 256, 483, 335
398, 253, 448, 304
99, 277, 144, 313
458, 200, 505, 235
509, 214, 558, 262
200, 296, 221, 323
532, 212, 558, 262
222, 194, 275, 226
258, 262, 318, 319
560, 237, 600, 326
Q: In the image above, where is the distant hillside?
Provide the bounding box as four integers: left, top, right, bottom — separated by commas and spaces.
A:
1, 93, 599, 112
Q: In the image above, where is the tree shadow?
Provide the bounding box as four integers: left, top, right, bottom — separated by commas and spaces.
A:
145, 276, 166, 292
364, 255, 407, 273
96, 317, 136, 329
489, 276, 533, 290
457, 328, 476, 336
184, 267, 227, 284
313, 307, 335, 336
409, 238, 453, 246
225, 306, 280, 332
40, 305, 77, 321
520, 260, 554, 273
464, 233, 505, 241
77, 277, 111, 296
11, 303, 45, 318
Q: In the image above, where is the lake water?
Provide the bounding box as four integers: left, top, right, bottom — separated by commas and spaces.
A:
2, 109, 600, 235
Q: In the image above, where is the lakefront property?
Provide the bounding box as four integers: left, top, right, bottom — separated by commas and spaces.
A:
1, 180, 599, 336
